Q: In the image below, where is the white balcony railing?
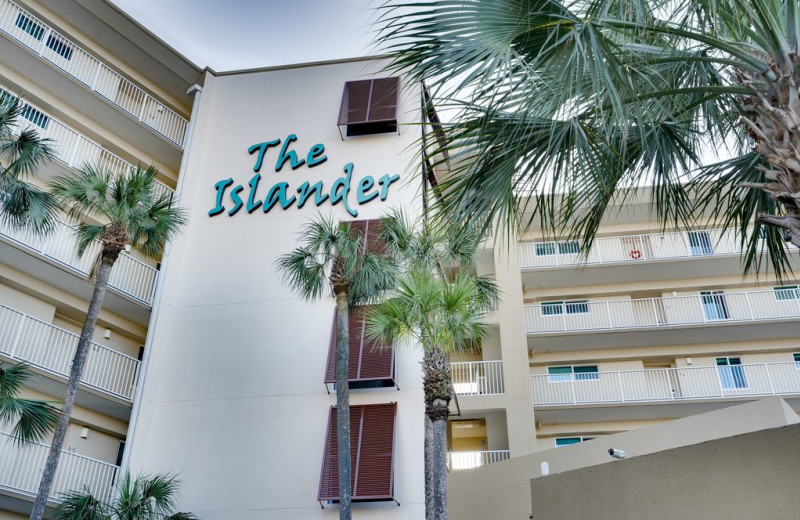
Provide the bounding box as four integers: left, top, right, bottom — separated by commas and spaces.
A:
525, 289, 800, 335
448, 450, 510, 471
0, 303, 139, 400
0, 430, 116, 500
0, 84, 173, 201
452, 361, 504, 395
0, 213, 158, 306
519, 228, 748, 269
0, 0, 188, 146
531, 362, 800, 406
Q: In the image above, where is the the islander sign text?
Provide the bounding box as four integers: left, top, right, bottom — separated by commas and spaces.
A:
208, 134, 400, 218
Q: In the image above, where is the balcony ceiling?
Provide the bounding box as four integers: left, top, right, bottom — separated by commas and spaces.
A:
522, 255, 772, 292
0, 238, 152, 326
534, 395, 800, 424
528, 319, 800, 352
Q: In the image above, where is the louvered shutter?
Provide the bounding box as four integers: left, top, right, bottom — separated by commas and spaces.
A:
338, 78, 400, 137
325, 306, 394, 384
318, 403, 398, 502
349, 218, 387, 256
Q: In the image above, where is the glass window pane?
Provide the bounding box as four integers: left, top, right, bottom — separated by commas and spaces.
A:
535, 242, 556, 256
548, 366, 572, 382
541, 302, 564, 316
574, 365, 599, 380
565, 301, 589, 314
688, 231, 713, 255
774, 286, 800, 301
558, 241, 580, 254
555, 437, 582, 446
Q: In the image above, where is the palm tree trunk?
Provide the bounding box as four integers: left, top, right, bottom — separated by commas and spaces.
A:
425, 414, 434, 520
423, 347, 452, 520
334, 291, 352, 520
30, 256, 115, 520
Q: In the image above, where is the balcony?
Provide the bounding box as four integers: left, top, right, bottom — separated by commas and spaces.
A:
452, 361, 504, 396
0, 0, 187, 147
525, 289, 800, 350
447, 450, 510, 471
0, 213, 158, 306
0, 302, 139, 401
531, 363, 800, 424
0, 85, 174, 199
0, 430, 116, 502
517, 228, 781, 289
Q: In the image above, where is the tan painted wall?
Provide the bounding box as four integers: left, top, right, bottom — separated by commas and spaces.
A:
448, 398, 799, 520
531, 423, 800, 520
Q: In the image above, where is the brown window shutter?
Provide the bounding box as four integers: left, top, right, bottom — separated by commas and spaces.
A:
338, 80, 371, 125
325, 306, 394, 385
368, 78, 400, 122
338, 78, 400, 137
318, 403, 398, 503
349, 218, 387, 256
352, 403, 397, 499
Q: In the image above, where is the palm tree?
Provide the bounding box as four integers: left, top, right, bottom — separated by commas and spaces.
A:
52, 471, 198, 520
376, 0, 800, 275
0, 90, 57, 232
30, 165, 186, 520
0, 362, 58, 443
276, 215, 396, 520
366, 213, 497, 520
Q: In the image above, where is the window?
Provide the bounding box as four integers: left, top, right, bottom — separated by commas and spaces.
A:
558, 241, 581, 254
45, 34, 73, 61
337, 77, 400, 137
774, 285, 800, 301
793, 353, 800, 369
541, 301, 564, 316
325, 306, 395, 389
688, 231, 714, 255
565, 300, 589, 314
716, 357, 747, 389
20, 104, 49, 129
555, 436, 595, 447
548, 365, 599, 382
701, 291, 729, 320
348, 218, 386, 256
115, 440, 126, 466
535, 241, 580, 256
14, 13, 45, 41
535, 242, 556, 256
318, 403, 397, 503
540, 300, 589, 316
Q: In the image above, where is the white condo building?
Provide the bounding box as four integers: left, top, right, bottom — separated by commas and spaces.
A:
0, 1, 798, 519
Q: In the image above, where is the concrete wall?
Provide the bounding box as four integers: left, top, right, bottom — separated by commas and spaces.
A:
448, 398, 799, 520
532, 422, 800, 520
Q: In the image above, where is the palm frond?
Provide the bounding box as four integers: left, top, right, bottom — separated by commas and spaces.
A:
376, 0, 800, 275
51, 163, 186, 262
52, 490, 109, 520
0, 363, 58, 444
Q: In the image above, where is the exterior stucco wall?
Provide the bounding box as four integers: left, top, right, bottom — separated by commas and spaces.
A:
532, 422, 800, 520
448, 398, 799, 520
126, 59, 426, 519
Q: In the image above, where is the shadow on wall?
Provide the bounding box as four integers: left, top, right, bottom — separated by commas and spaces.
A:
531, 422, 800, 520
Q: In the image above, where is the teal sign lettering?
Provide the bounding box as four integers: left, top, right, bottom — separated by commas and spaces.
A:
208, 135, 399, 218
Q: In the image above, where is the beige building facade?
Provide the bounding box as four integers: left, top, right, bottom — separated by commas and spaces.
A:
0, 1, 798, 519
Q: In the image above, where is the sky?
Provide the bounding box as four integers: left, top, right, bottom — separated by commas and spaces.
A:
110, 0, 380, 71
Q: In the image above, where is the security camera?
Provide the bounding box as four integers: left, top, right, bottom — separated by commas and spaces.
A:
608, 448, 626, 460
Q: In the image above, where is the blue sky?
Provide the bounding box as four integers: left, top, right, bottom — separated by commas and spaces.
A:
111, 0, 378, 70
